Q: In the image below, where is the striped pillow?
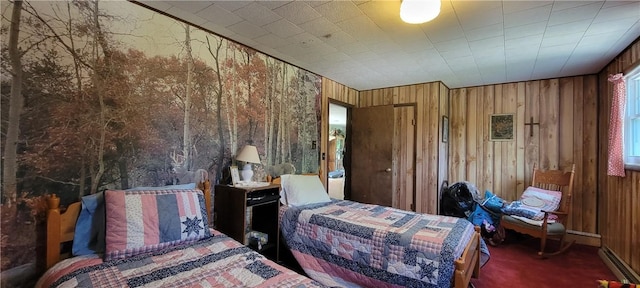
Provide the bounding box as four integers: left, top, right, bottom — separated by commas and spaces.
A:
104, 189, 210, 261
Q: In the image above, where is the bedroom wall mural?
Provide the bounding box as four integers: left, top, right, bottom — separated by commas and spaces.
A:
0, 0, 321, 281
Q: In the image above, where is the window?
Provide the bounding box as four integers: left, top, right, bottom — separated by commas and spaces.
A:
625, 66, 640, 168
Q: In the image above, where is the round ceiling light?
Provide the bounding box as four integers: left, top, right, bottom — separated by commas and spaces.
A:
400, 0, 441, 24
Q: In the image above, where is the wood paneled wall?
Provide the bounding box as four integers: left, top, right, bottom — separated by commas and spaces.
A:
449, 76, 599, 233
358, 82, 449, 214
320, 38, 640, 277
598, 39, 640, 277
320, 78, 358, 188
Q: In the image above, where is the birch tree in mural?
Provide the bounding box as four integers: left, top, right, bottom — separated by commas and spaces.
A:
3, 0, 24, 207
205, 35, 228, 180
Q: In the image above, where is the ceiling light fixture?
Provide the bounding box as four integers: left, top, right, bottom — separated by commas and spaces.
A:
400, 0, 441, 24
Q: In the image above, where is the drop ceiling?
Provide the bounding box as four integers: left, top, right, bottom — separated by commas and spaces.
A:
135, 0, 640, 90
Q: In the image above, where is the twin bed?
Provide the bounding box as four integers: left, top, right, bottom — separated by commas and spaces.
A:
39, 175, 487, 288
275, 174, 489, 288
38, 180, 323, 288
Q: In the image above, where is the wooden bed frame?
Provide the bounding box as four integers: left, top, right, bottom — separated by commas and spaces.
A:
45, 180, 212, 270
271, 176, 481, 288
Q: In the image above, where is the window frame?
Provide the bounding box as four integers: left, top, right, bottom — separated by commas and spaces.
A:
624, 65, 640, 170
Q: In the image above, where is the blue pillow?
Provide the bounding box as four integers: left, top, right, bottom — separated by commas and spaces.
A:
125, 182, 196, 191
72, 192, 105, 256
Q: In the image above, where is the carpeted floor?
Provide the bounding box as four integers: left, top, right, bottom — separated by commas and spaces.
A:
471, 232, 617, 287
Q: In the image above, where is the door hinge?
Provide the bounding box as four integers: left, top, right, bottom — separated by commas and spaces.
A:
411, 119, 416, 125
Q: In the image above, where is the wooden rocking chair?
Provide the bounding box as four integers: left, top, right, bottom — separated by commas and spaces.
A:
501, 164, 576, 257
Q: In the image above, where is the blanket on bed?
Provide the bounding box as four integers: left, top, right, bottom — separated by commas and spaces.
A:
37, 231, 325, 288
281, 200, 490, 288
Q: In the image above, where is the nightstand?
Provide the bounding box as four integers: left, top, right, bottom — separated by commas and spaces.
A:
213, 184, 281, 261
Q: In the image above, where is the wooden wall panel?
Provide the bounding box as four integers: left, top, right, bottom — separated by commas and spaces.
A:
598, 39, 640, 277
392, 105, 416, 211
359, 82, 448, 214
449, 75, 598, 234
438, 82, 449, 212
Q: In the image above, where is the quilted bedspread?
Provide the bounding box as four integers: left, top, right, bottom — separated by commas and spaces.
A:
280, 200, 489, 288
37, 230, 325, 288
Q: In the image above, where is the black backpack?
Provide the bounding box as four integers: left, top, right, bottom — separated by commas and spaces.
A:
440, 182, 476, 218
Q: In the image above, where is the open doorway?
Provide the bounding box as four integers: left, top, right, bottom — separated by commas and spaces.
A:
328, 103, 347, 199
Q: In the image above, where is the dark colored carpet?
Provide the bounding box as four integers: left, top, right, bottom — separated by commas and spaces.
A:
471, 231, 617, 287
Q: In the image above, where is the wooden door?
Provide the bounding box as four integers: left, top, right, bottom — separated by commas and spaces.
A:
351, 105, 394, 206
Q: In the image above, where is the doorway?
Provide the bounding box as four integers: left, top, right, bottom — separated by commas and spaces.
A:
328, 103, 347, 199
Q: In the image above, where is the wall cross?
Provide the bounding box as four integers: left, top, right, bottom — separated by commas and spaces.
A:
524, 117, 540, 137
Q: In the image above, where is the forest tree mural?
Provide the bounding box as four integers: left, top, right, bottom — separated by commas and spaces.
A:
0, 0, 321, 279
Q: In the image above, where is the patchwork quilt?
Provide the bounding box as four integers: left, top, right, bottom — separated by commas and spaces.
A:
280, 200, 490, 288
37, 231, 325, 288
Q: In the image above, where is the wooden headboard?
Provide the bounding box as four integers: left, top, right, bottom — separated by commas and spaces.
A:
45, 180, 212, 269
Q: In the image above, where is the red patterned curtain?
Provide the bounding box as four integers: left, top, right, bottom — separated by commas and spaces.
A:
607, 73, 626, 177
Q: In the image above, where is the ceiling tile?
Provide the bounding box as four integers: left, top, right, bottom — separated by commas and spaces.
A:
594, 2, 640, 23
421, 11, 465, 43
540, 34, 583, 47
585, 17, 640, 35
465, 23, 504, 42
543, 19, 590, 37
547, 2, 602, 26
298, 17, 341, 38
502, 1, 553, 14
227, 21, 269, 40
452, 0, 503, 30
313, 1, 364, 23
162, 1, 212, 14
234, 2, 282, 26
263, 19, 304, 38
196, 5, 243, 27
322, 31, 358, 48
258, 1, 292, 10
273, 2, 322, 25
469, 36, 505, 51
504, 21, 547, 39
210, 1, 251, 12
504, 4, 552, 28
165, 6, 208, 26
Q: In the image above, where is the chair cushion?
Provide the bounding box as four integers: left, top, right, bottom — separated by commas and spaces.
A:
501, 186, 562, 220
502, 215, 565, 235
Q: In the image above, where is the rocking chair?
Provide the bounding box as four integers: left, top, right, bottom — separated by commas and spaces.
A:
501, 164, 575, 257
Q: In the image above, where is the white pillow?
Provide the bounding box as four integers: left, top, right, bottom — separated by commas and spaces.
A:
280, 174, 331, 207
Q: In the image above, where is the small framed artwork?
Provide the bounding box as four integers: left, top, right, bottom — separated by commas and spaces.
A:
442, 116, 449, 143
230, 166, 240, 185
490, 114, 515, 141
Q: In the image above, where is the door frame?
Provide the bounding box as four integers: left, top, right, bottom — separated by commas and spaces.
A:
327, 100, 353, 200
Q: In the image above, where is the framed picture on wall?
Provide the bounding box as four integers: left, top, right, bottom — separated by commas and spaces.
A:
230, 166, 240, 185
442, 116, 449, 143
490, 114, 515, 141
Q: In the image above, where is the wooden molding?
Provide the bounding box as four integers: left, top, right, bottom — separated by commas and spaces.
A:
566, 230, 601, 247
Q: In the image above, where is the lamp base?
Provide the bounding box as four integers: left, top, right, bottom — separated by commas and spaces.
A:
240, 163, 254, 182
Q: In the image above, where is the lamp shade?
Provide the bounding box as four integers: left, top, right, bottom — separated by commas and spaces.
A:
236, 145, 261, 164
400, 0, 441, 24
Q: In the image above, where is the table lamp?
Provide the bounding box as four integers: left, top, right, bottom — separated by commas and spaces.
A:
236, 145, 261, 182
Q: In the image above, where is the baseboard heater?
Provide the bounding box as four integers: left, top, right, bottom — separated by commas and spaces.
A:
599, 246, 640, 284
